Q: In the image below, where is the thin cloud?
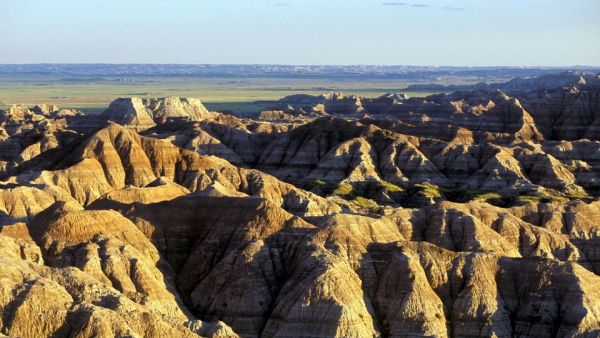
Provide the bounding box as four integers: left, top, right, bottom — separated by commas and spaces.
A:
443, 6, 466, 11
382, 2, 466, 11
381, 2, 407, 6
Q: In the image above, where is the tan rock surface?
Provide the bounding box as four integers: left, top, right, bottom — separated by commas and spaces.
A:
1, 78, 600, 337
0, 232, 225, 338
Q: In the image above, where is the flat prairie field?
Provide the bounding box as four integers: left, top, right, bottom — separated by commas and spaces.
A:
0, 75, 444, 114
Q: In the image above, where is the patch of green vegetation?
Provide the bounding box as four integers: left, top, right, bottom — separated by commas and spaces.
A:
302, 179, 336, 195
473, 192, 504, 204
314, 179, 593, 210
349, 196, 385, 214
516, 194, 568, 204
562, 189, 592, 201
470, 189, 575, 207
352, 196, 380, 209
379, 129, 397, 143
379, 180, 404, 193
333, 182, 354, 196
0, 74, 453, 115
329, 180, 405, 206
413, 183, 442, 199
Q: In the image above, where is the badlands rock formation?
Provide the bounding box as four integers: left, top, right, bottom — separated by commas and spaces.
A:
102, 96, 218, 131
1, 72, 600, 337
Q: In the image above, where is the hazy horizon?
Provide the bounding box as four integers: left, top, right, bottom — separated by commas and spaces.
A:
1, 0, 598, 66
0, 63, 598, 68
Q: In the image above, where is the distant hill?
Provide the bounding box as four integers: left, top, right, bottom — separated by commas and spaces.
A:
1, 64, 598, 79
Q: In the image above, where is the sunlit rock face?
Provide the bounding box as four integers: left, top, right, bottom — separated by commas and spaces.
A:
1, 73, 600, 337
102, 96, 218, 131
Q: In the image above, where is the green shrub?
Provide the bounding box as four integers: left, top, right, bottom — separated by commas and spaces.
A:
413, 183, 442, 199
379, 181, 404, 193
352, 196, 380, 209
333, 182, 354, 196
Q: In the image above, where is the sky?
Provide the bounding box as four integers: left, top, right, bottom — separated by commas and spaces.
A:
0, 0, 599, 66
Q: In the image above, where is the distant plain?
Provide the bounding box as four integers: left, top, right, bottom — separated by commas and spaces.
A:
0, 73, 495, 115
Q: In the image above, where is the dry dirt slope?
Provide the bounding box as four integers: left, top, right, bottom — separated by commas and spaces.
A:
0, 79, 600, 337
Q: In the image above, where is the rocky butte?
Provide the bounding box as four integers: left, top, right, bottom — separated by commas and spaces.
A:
0, 73, 600, 337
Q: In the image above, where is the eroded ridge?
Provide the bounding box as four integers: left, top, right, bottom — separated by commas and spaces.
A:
1, 72, 600, 337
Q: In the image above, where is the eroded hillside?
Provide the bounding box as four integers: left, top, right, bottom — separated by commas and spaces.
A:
1, 73, 600, 337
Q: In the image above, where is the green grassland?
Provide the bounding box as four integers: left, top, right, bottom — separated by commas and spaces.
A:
0, 74, 446, 115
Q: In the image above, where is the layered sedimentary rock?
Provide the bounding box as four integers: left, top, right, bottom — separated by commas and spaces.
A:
102, 97, 157, 131
10, 122, 339, 218
1, 72, 600, 337
0, 104, 87, 174
158, 114, 597, 199
102, 97, 218, 131
0, 221, 237, 338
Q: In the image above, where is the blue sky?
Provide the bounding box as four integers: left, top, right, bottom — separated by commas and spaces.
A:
0, 0, 598, 66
